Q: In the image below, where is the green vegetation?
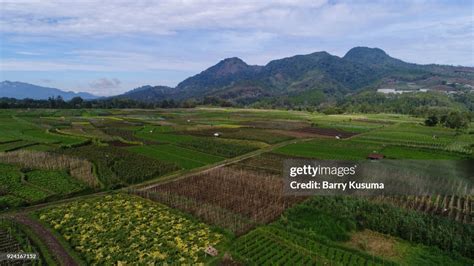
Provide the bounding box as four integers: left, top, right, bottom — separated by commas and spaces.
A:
26, 170, 86, 195
0, 107, 471, 265
0, 219, 48, 265
184, 127, 294, 144
0, 115, 84, 145
127, 144, 224, 169
59, 145, 179, 187
0, 163, 89, 210
36, 194, 224, 264
0, 163, 51, 206
275, 138, 381, 159
425, 111, 471, 129
284, 197, 473, 259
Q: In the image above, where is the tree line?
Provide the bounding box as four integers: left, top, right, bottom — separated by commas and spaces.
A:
0, 96, 193, 109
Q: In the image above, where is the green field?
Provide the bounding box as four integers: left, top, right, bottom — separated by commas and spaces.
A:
0, 163, 88, 209
0, 107, 472, 265
127, 144, 224, 169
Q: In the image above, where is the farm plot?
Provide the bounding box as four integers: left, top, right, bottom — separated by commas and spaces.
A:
353, 123, 468, 152
0, 163, 89, 210
231, 152, 291, 175
288, 127, 359, 139
100, 127, 157, 144
0, 115, 85, 146
136, 127, 265, 158
59, 145, 179, 187
26, 170, 87, 195
232, 226, 392, 266
136, 167, 304, 234
0, 163, 52, 207
127, 144, 224, 170
0, 150, 99, 188
179, 138, 265, 158
57, 122, 115, 141
0, 140, 37, 152
373, 195, 473, 224
0, 219, 45, 263
36, 193, 224, 265
285, 196, 474, 259
275, 138, 382, 160
184, 127, 294, 144
380, 145, 468, 159
240, 120, 310, 130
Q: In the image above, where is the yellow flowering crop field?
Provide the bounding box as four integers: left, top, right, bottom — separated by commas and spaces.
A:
37, 193, 223, 264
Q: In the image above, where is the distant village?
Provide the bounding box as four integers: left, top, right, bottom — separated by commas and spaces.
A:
377, 81, 474, 95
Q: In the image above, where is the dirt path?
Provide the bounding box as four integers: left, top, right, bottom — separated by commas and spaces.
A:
11, 214, 78, 266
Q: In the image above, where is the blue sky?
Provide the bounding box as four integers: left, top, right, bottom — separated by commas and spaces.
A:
0, 0, 473, 96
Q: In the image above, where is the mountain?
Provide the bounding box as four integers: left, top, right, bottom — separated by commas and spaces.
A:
0, 81, 98, 100
118, 47, 474, 106
115, 85, 173, 102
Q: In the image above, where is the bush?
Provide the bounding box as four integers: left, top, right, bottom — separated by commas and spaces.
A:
424, 115, 438, 126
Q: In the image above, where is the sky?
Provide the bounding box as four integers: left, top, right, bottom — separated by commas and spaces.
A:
0, 0, 473, 96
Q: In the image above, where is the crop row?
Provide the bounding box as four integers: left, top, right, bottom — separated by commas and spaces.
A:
232, 152, 288, 175
138, 167, 303, 234
0, 219, 43, 264
233, 226, 392, 266
59, 145, 179, 188
135, 126, 264, 158
0, 163, 88, 210
289, 196, 474, 258
232, 228, 327, 265
0, 150, 99, 188
127, 144, 224, 170
0, 140, 37, 152
184, 127, 294, 144
374, 195, 472, 224
36, 193, 223, 264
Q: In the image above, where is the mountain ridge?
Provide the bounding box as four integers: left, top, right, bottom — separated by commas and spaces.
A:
0, 81, 98, 100
4, 47, 473, 106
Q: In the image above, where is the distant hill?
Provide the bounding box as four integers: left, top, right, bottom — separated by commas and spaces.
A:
0, 81, 98, 100
114, 85, 173, 103
118, 47, 474, 106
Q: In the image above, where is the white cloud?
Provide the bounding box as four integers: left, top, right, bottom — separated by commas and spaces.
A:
0, 0, 408, 38
16, 51, 43, 55
0, 0, 472, 86
89, 78, 121, 90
